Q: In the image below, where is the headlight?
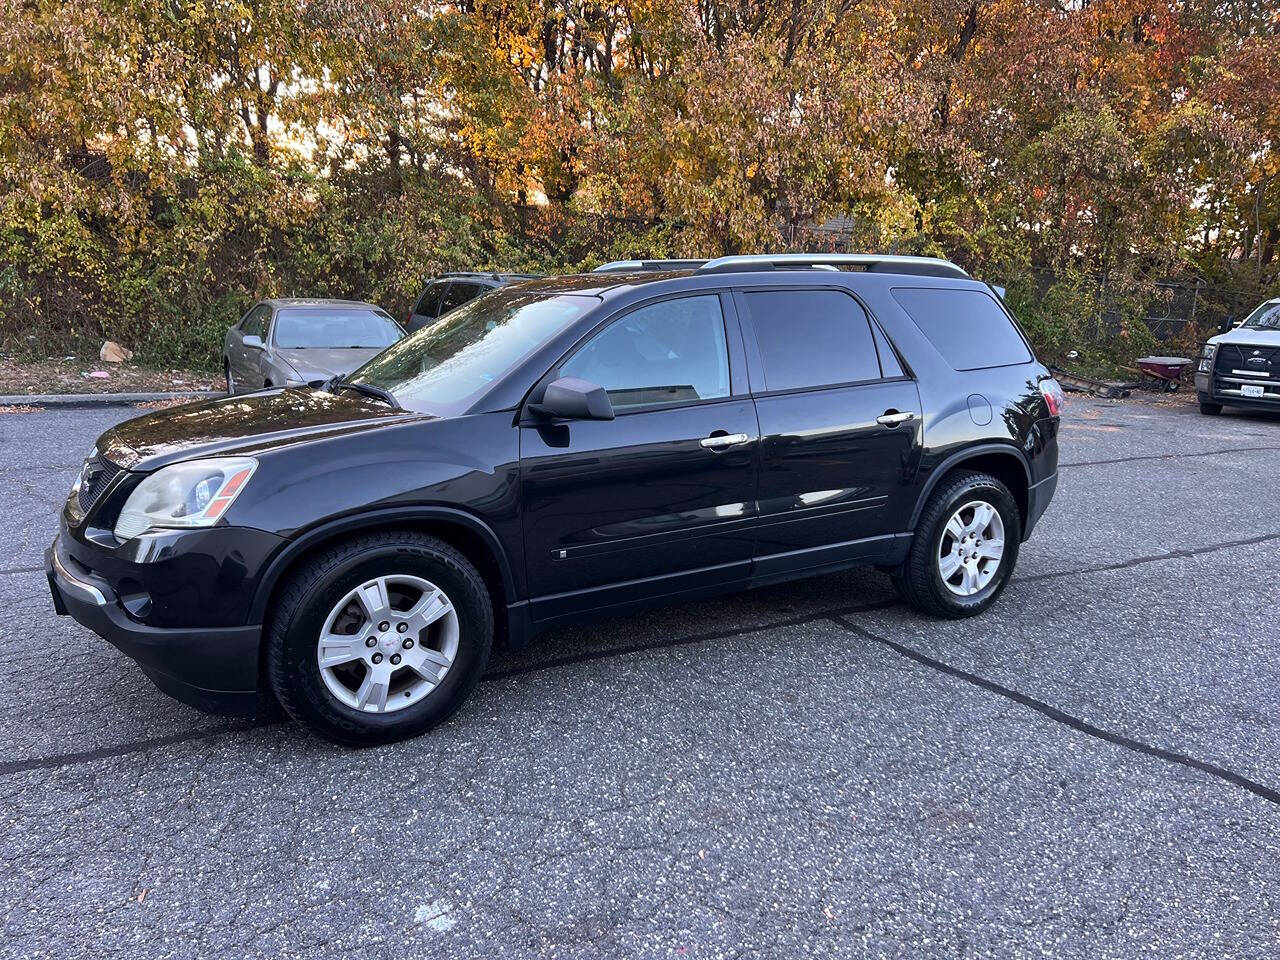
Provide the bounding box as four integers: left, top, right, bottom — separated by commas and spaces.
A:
1198, 343, 1217, 373
114, 457, 258, 541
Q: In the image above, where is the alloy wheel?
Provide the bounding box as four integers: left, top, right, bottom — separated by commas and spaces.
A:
937, 499, 1005, 597
316, 574, 459, 713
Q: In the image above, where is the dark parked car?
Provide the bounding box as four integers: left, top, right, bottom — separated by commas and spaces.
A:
48, 254, 1061, 746
1195, 297, 1280, 415
224, 299, 404, 394
404, 272, 540, 332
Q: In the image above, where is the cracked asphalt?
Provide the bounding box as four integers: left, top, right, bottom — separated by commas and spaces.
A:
3, 397, 1280, 958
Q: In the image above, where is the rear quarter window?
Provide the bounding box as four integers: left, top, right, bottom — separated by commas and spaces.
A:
891, 287, 1032, 370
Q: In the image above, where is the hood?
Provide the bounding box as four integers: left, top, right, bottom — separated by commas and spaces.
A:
276, 347, 385, 381
98, 387, 435, 471
1207, 326, 1280, 348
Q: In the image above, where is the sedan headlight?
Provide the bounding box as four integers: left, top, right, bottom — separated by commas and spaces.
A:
1198, 343, 1217, 373
114, 457, 258, 541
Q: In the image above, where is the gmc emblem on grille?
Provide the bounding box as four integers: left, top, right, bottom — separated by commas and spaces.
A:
80, 459, 104, 487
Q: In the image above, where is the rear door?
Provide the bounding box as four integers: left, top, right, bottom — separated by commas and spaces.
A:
735, 287, 922, 578
520, 291, 759, 622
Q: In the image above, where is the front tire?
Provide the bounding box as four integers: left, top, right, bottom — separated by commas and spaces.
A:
1199, 400, 1222, 415
892, 471, 1021, 619
266, 532, 493, 746
224, 360, 235, 395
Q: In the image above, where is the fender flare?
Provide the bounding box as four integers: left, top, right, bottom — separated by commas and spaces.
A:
908, 442, 1032, 531
247, 505, 519, 623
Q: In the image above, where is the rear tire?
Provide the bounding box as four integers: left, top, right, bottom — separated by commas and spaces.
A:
266, 532, 493, 746
1199, 401, 1222, 415
892, 471, 1021, 619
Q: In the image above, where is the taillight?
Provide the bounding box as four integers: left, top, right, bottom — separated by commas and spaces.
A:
1039, 378, 1064, 417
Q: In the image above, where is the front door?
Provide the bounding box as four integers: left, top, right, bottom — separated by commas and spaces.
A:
231, 304, 271, 389
734, 287, 923, 578
520, 292, 759, 622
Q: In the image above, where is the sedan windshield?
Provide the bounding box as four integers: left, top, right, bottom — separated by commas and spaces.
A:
1241, 299, 1280, 331
347, 289, 595, 413
274, 308, 404, 349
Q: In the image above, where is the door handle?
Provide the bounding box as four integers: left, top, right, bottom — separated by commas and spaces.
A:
700, 432, 751, 449
876, 410, 916, 426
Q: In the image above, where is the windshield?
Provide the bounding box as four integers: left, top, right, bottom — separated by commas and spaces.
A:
274, 308, 403, 349
1241, 299, 1280, 331
347, 289, 596, 413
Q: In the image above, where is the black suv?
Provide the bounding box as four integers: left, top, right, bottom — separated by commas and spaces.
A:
47, 254, 1062, 746
404, 271, 541, 332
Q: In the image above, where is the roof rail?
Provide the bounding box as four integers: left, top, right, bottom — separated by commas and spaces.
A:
695, 253, 969, 279
592, 260, 708, 273
439, 271, 543, 280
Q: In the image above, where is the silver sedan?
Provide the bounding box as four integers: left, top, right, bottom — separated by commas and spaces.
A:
223, 298, 405, 395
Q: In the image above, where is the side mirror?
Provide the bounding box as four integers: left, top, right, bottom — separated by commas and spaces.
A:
530, 377, 614, 421
243, 334, 264, 350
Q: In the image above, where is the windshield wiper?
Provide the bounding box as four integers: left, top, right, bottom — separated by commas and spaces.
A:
326, 377, 402, 410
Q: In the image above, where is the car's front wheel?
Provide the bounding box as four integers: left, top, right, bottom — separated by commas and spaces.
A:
224, 360, 235, 395
892, 470, 1021, 619
266, 532, 493, 746
1199, 400, 1222, 415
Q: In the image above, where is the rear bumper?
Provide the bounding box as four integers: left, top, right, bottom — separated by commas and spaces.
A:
46, 536, 260, 715
1024, 471, 1057, 540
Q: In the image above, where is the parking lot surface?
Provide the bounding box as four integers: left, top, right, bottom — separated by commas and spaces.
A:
3, 397, 1280, 958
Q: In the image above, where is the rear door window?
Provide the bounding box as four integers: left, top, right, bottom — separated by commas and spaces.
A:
743, 290, 882, 391
892, 287, 1032, 370
439, 282, 484, 316
413, 282, 445, 319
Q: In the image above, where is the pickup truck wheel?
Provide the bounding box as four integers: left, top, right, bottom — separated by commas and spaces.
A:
892, 471, 1021, 619
1199, 401, 1222, 415
266, 532, 493, 746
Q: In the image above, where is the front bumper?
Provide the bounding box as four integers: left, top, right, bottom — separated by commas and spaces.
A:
1196, 370, 1280, 409
47, 535, 261, 715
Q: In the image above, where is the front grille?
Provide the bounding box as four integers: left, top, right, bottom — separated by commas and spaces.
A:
1215, 342, 1280, 375
1211, 341, 1280, 402
77, 455, 123, 514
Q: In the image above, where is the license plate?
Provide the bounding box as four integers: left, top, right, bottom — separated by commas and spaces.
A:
1242, 384, 1265, 398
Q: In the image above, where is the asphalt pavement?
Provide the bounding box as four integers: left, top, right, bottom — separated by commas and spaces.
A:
2, 396, 1280, 958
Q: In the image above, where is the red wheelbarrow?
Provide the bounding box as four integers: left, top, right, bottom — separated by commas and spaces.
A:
1125, 356, 1193, 392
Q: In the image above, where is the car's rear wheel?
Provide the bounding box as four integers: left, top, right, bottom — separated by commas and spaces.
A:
266, 532, 493, 746
892, 470, 1021, 619
1199, 401, 1222, 415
